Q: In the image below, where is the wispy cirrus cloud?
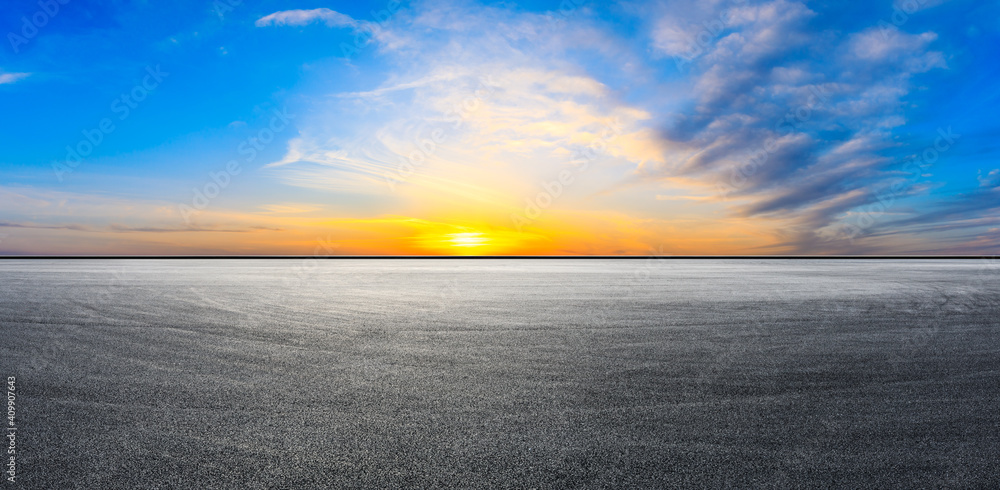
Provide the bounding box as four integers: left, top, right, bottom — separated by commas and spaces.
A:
0, 72, 30, 85
0, 186, 280, 235
0, 221, 278, 233
255, 8, 360, 28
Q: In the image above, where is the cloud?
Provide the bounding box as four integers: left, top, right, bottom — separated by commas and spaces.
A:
264, 0, 662, 230
107, 224, 283, 233
0, 72, 30, 85
257, 204, 324, 215
0, 186, 344, 255
0, 221, 89, 231
846, 28, 945, 72
638, 0, 951, 253
255, 8, 360, 28
978, 169, 1000, 188
655, 194, 716, 202
0, 221, 278, 233
0, 186, 280, 235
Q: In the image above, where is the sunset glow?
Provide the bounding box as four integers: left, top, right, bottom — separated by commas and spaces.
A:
1, 1, 997, 255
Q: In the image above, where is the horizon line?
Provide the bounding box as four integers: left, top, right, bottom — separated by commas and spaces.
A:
0, 255, 997, 260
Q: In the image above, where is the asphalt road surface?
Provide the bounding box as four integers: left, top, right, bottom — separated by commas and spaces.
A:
1, 259, 999, 488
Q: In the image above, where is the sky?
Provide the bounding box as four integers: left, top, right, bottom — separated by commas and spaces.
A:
1, 0, 998, 255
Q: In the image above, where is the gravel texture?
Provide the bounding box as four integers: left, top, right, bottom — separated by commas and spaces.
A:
1, 259, 999, 488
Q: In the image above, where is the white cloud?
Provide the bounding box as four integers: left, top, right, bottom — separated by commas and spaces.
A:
652, 23, 699, 57
978, 169, 1000, 188
0, 72, 30, 85
265, 1, 662, 217
255, 8, 360, 28
847, 28, 945, 72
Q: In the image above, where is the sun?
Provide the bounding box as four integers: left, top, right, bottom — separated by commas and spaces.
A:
413, 229, 494, 254
411, 225, 545, 255
447, 232, 489, 248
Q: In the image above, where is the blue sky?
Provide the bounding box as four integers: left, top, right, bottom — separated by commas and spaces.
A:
0, 0, 998, 255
